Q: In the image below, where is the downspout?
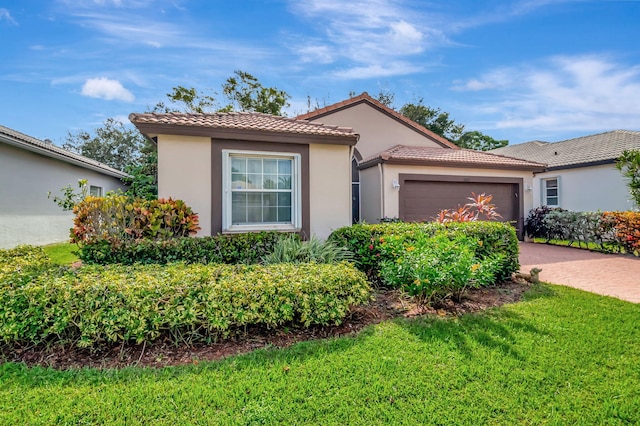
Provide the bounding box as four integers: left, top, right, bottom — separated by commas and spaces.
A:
349, 145, 355, 223
378, 162, 385, 220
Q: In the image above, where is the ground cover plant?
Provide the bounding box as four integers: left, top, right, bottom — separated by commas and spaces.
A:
1, 285, 638, 424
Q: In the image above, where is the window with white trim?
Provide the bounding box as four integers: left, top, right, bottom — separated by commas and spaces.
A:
89, 185, 103, 197
543, 178, 559, 207
222, 150, 301, 232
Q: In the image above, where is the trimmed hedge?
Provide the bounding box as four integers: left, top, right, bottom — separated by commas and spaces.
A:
78, 232, 297, 265
0, 250, 371, 348
328, 221, 519, 282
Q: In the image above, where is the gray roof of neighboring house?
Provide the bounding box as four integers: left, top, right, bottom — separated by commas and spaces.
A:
0, 124, 129, 178
359, 144, 546, 171
490, 130, 640, 170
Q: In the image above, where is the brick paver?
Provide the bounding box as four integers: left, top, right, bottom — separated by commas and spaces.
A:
519, 242, 640, 303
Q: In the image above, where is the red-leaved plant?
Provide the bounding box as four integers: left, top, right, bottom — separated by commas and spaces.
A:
436, 192, 502, 223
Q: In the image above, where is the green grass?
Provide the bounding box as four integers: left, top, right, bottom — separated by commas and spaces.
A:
1, 284, 639, 425
41, 242, 79, 265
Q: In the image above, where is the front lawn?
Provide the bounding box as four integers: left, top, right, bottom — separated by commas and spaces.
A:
2, 284, 639, 425
42, 242, 79, 265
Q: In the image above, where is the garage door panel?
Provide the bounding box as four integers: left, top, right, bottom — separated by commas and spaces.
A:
401, 180, 518, 223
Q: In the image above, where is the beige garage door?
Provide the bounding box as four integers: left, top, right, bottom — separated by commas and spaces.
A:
399, 175, 522, 235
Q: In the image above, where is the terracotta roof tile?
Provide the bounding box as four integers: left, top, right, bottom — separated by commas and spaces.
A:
296, 92, 460, 150
490, 130, 640, 168
129, 111, 358, 139
361, 145, 546, 171
0, 124, 129, 178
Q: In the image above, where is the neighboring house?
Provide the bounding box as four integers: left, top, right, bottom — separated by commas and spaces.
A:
297, 93, 545, 237
129, 112, 359, 239
490, 130, 640, 212
0, 124, 128, 249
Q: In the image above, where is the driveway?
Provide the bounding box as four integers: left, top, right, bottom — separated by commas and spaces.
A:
519, 242, 640, 303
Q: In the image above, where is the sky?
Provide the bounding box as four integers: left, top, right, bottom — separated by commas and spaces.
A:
1, 0, 640, 146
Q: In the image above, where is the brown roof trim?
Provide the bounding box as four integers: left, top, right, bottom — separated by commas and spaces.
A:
358, 156, 546, 172
132, 121, 359, 147
296, 92, 460, 150
544, 158, 615, 172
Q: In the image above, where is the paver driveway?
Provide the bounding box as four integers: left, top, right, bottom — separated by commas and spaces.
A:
519, 242, 640, 303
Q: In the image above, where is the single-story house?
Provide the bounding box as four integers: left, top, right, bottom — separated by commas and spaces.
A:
0, 124, 128, 248
297, 93, 545, 237
490, 130, 640, 212
131, 93, 544, 240
129, 112, 359, 239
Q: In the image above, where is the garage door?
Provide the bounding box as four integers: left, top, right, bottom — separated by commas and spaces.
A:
399, 175, 522, 235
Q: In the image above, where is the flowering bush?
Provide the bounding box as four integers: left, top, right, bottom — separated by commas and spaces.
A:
603, 211, 640, 255
379, 233, 505, 303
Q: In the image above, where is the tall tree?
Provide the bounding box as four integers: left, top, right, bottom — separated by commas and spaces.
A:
399, 100, 465, 142
221, 70, 290, 115
456, 131, 508, 151
62, 118, 149, 172
152, 86, 218, 113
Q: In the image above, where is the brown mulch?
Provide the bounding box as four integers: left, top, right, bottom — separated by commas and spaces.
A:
0, 280, 531, 370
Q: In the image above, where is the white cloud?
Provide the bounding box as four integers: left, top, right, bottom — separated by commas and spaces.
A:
81, 77, 135, 102
0, 8, 17, 24
333, 62, 422, 79
456, 55, 640, 133
289, 0, 446, 79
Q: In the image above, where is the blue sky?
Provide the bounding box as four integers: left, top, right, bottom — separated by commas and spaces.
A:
2, 0, 640, 145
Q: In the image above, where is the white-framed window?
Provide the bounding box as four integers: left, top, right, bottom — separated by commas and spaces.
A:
222, 149, 302, 232
543, 178, 559, 207
89, 185, 103, 197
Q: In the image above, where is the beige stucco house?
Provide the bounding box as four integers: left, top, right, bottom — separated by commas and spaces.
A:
0, 124, 128, 248
130, 112, 359, 239
491, 130, 640, 212
298, 93, 545, 237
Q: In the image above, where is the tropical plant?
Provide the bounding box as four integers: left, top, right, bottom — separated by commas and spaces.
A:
436, 192, 502, 223
616, 149, 640, 207
262, 235, 353, 264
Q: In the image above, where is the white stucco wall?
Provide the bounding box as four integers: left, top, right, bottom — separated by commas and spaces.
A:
0, 142, 126, 248
157, 135, 212, 236
308, 103, 443, 160
533, 164, 636, 212
308, 144, 351, 238
378, 164, 535, 220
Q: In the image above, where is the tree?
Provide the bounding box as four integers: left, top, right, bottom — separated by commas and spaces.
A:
221, 70, 290, 115
456, 131, 508, 151
152, 86, 218, 113
62, 118, 149, 172
616, 149, 640, 207
399, 100, 465, 142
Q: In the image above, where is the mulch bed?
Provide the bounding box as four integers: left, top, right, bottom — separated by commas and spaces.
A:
0, 280, 530, 370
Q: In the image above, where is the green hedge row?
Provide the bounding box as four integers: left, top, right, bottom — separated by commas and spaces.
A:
0, 247, 371, 348
329, 221, 519, 282
78, 232, 297, 265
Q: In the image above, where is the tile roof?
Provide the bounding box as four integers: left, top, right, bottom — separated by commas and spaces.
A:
0, 124, 129, 178
490, 130, 640, 169
360, 145, 546, 171
129, 111, 358, 140
296, 92, 460, 150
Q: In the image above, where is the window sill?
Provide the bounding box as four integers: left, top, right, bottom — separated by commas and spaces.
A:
222, 224, 300, 234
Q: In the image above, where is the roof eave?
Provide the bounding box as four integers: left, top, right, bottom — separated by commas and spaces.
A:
0, 135, 130, 179
358, 157, 546, 172
544, 158, 616, 171
131, 121, 359, 146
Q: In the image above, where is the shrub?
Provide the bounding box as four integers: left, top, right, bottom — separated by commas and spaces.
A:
524, 206, 562, 239
78, 232, 295, 265
435, 192, 502, 223
329, 221, 519, 282
262, 235, 353, 264
603, 211, 640, 254
0, 245, 51, 282
71, 194, 200, 245
0, 261, 371, 348
379, 233, 505, 303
